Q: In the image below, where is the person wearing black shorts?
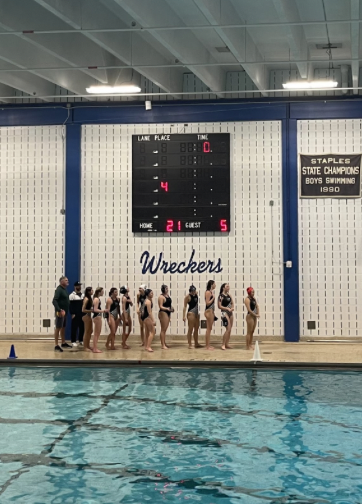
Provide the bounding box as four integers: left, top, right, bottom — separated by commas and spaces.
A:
52, 276, 72, 352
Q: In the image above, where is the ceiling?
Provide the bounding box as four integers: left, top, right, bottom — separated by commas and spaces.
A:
0, 0, 360, 102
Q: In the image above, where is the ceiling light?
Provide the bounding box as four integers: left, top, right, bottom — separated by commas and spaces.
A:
282, 80, 338, 90
86, 85, 141, 94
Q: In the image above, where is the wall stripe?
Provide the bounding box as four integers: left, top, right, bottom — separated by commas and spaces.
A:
283, 118, 300, 341
65, 124, 82, 339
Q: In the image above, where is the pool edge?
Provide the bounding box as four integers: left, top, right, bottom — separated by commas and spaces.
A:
1, 359, 362, 370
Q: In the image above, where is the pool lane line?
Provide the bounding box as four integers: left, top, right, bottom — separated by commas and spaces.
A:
0, 382, 129, 499
0, 405, 361, 437
1, 358, 362, 370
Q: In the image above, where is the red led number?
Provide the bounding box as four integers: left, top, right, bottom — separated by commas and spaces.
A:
203, 141, 210, 153
178, 220, 181, 231
160, 181, 169, 192
220, 219, 228, 232
166, 220, 174, 232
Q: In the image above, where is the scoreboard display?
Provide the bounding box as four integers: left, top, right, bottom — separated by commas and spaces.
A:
132, 133, 230, 233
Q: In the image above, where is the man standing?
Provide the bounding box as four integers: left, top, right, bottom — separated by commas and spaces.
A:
52, 276, 72, 352
69, 281, 84, 347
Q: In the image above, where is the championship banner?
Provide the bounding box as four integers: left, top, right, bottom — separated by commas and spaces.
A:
300, 154, 361, 198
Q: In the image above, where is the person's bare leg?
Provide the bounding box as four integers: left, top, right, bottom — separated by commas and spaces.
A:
250, 319, 257, 350
194, 315, 203, 348
54, 328, 60, 347
139, 315, 145, 346
122, 316, 132, 349
187, 315, 193, 348
60, 327, 66, 345
221, 314, 230, 350
159, 312, 169, 349
226, 316, 233, 349
205, 311, 214, 350
145, 321, 155, 352
246, 315, 254, 350
83, 317, 93, 351
111, 319, 119, 350
93, 318, 102, 353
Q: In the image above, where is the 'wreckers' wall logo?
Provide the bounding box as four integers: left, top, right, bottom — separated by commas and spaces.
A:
140, 249, 223, 275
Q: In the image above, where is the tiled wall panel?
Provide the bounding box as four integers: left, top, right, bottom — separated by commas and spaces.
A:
299, 120, 362, 337
0, 126, 64, 334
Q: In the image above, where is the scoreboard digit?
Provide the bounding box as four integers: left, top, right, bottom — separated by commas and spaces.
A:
132, 133, 230, 233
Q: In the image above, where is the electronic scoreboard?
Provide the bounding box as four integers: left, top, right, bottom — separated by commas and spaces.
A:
132, 133, 230, 233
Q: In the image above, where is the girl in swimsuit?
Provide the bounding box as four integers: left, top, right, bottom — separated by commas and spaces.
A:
92, 287, 108, 354
142, 289, 156, 352
244, 286, 260, 350
120, 285, 133, 349
218, 283, 234, 350
158, 284, 174, 350
136, 284, 147, 346
82, 287, 93, 352
204, 280, 216, 350
105, 287, 120, 350
183, 285, 202, 349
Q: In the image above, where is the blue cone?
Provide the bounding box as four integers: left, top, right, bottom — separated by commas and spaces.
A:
8, 344, 18, 359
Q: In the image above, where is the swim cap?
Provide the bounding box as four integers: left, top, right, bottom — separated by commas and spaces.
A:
139, 284, 147, 290
246, 287, 254, 296
189, 285, 196, 292
145, 288, 153, 297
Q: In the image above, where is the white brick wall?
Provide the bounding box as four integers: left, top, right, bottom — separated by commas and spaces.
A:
299, 119, 362, 337
81, 122, 284, 338
0, 126, 64, 334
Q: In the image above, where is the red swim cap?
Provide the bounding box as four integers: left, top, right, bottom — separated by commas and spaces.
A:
246, 287, 253, 296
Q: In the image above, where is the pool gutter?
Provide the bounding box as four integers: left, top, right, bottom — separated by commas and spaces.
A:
0, 359, 362, 371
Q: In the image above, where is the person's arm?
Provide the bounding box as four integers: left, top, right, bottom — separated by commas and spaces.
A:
158, 295, 164, 311
255, 300, 260, 317
205, 291, 212, 307
52, 288, 61, 311
244, 297, 256, 317
122, 296, 127, 317
128, 296, 133, 307
183, 295, 190, 321
230, 295, 235, 312
68, 293, 75, 315
82, 298, 92, 313
217, 295, 222, 311
93, 298, 103, 314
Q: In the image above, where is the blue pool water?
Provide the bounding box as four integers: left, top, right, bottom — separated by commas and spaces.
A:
0, 367, 361, 504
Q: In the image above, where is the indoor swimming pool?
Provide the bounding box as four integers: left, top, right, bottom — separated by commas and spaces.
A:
0, 366, 361, 503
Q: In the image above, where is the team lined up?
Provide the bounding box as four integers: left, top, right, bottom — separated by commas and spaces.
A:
53, 277, 260, 352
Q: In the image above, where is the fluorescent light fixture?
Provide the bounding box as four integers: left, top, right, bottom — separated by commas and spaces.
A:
282, 80, 338, 90
86, 85, 141, 94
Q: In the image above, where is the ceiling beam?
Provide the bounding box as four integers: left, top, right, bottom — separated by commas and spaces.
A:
194, 0, 267, 93
0, 71, 55, 100
114, 0, 225, 93
34, 0, 183, 95
0, 83, 17, 102
271, 0, 309, 79
0, 36, 96, 96
351, 0, 360, 93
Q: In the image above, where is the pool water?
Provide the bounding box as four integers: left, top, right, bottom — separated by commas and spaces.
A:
0, 367, 361, 504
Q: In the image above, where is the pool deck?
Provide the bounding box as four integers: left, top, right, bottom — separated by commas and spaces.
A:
0, 337, 361, 368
